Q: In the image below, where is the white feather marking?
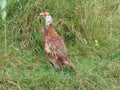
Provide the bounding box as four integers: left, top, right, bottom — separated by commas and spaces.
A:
45, 43, 51, 53
45, 15, 53, 28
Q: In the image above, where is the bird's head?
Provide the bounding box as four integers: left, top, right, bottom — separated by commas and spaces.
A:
39, 12, 50, 18
39, 12, 53, 27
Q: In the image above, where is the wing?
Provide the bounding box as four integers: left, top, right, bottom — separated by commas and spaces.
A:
46, 36, 68, 61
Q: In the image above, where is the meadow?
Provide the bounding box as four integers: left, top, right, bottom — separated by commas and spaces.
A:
0, 0, 120, 90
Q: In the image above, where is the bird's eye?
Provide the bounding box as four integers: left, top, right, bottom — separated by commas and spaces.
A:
43, 12, 47, 16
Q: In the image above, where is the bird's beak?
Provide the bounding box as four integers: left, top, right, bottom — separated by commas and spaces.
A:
39, 13, 43, 16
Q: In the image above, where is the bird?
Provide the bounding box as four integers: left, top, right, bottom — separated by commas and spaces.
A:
39, 12, 76, 71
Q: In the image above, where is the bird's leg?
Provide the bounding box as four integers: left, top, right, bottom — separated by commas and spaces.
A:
49, 61, 59, 71
49, 60, 62, 70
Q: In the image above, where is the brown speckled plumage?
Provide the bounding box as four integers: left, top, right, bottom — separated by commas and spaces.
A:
40, 12, 76, 71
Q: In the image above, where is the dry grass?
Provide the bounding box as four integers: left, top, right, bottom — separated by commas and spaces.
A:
0, 0, 120, 90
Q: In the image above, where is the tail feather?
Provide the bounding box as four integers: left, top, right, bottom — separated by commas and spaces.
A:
63, 61, 76, 71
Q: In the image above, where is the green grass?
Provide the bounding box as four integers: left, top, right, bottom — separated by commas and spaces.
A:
0, 0, 120, 90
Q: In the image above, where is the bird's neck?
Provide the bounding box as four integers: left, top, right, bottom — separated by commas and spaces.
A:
45, 15, 53, 28
45, 24, 58, 37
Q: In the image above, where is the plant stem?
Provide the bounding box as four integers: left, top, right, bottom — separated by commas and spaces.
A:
4, 20, 7, 56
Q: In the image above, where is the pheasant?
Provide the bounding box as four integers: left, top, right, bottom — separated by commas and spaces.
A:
39, 12, 76, 71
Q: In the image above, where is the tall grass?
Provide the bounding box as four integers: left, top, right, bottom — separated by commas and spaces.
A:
0, 0, 120, 90
0, 0, 7, 56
